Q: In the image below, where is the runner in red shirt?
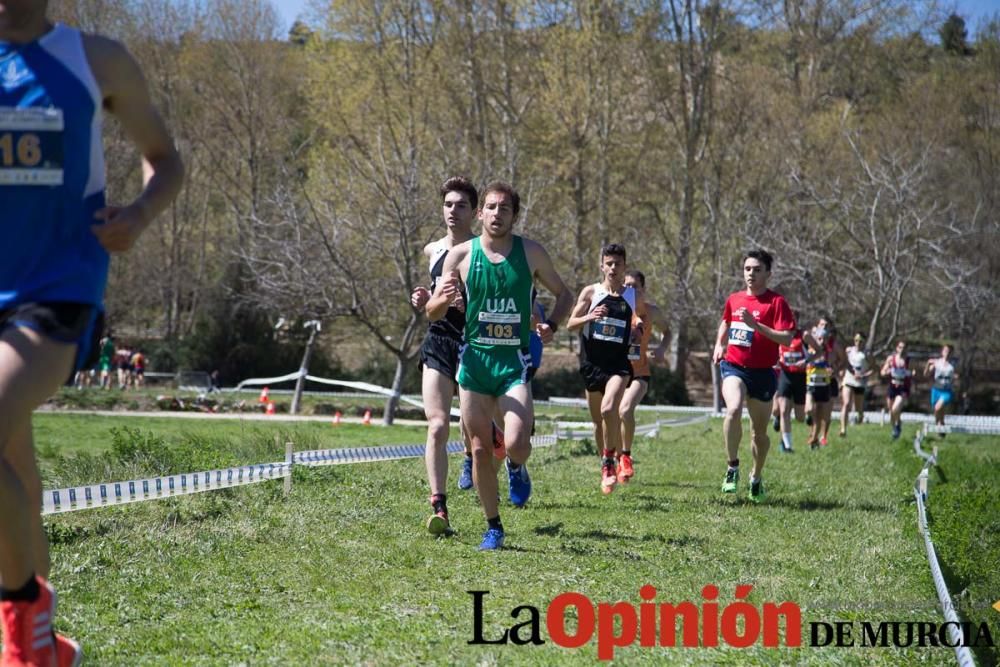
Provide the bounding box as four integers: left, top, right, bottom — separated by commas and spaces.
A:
712, 250, 807, 502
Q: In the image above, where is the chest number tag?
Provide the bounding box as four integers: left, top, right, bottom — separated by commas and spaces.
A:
478, 312, 521, 346
0, 107, 64, 186
593, 317, 627, 344
728, 321, 754, 348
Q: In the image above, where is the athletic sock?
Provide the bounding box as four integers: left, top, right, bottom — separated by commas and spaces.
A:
728, 459, 739, 468
0, 575, 39, 602
781, 433, 793, 449
602, 448, 615, 460
620, 450, 631, 457
431, 493, 447, 515
487, 516, 503, 531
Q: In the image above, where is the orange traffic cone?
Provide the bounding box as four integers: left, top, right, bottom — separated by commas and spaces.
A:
265, 401, 276, 415
362, 409, 372, 425
332, 411, 342, 425
259, 386, 270, 403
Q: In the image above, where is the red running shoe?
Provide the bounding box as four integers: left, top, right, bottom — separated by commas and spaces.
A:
1, 576, 56, 667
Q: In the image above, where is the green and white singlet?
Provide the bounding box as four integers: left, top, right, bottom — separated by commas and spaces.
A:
457, 235, 535, 396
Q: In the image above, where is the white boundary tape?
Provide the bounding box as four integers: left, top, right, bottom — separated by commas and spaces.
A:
41, 435, 559, 514
42, 462, 291, 515
911, 424, 982, 667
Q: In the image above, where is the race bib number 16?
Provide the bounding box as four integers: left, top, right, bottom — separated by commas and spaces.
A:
0, 107, 64, 186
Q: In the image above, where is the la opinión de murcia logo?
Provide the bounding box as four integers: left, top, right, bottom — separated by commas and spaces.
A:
468, 586, 996, 660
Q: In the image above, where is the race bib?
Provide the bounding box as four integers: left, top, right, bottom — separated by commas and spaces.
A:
477, 311, 521, 346
592, 317, 627, 344
934, 373, 953, 390
807, 364, 831, 387
628, 344, 641, 361
0, 107, 64, 186
728, 321, 754, 348
782, 350, 803, 365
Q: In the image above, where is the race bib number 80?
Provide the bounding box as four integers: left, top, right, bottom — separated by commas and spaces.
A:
593, 317, 627, 344
0, 108, 64, 186
478, 311, 521, 346
728, 322, 754, 348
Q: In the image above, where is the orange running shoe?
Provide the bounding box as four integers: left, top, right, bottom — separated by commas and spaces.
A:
0, 576, 56, 667
601, 461, 617, 495
54, 633, 82, 667
617, 454, 635, 484
492, 422, 506, 460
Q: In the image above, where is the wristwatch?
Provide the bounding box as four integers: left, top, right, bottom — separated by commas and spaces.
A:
544, 319, 558, 333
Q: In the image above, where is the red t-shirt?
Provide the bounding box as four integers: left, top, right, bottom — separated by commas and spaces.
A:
778, 332, 806, 373
722, 290, 796, 369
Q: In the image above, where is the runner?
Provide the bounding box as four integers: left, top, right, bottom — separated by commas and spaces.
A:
567, 245, 642, 494
924, 344, 957, 433
880, 340, 912, 440
805, 332, 834, 448
130, 348, 145, 390
0, 9, 183, 665
427, 181, 572, 550
98, 331, 114, 389
712, 250, 803, 502
409, 176, 478, 536
774, 326, 808, 452
616, 269, 668, 484
839, 332, 871, 436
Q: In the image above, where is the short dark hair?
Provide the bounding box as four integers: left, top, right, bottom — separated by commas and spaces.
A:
440, 176, 478, 210
625, 269, 645, 288
601, 243, 627, 263
743, 249, 774, 272
480, 181, 520, 217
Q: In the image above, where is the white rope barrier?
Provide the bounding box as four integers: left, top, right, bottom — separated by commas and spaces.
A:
911, 424, 980, 667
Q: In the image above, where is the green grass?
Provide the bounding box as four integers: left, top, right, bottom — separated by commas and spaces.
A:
32, 413, 998, 665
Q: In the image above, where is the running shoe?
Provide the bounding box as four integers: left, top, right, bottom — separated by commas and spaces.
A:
426, 510, 452, 536
772, 415, 780, 432
891, 423, 902, 440
478, 527, 505, 551
805, 414, 814, 427
748, 478, 766, 502
820, 437, 828, 447
506, 459, 532, 507
458, 456, 474, 491
781, 443, 794, 453
492, 423, 506, 460
838, 429, 846, 437
601, 461, 617, 494
617, 454, 635, 484
722, 467, 739, 493
0, 576, 56, 667
55, 632, 83, 667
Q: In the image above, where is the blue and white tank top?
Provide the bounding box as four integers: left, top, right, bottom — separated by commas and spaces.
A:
933, 359, 955, 391
0, 24, 108, 307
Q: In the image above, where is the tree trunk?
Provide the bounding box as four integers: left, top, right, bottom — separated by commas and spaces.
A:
290, 326, 318, 415
382, 355, 408, 426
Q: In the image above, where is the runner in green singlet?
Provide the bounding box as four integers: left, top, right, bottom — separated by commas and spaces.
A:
427, 182, 572, 550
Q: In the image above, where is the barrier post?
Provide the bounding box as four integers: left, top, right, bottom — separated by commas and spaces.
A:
917, 468, 928, 502
284, 439, 293, 496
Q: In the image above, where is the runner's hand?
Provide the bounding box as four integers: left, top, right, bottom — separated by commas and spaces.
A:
739, 308, 757, 329
411, 286, 430, 309
590, 305, 608, 320
91, 204, 150, 253
536, 321, 554, 344
712, 343, 725, 364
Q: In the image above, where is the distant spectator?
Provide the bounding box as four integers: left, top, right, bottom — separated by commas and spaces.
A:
210, 369, 222, 393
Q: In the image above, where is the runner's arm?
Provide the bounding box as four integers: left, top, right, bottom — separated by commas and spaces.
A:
526, 241, 573, 340
712, 320, 728, 364
426, 244, 468, 321
566, 286, 598, 331
86, 35, 183, 253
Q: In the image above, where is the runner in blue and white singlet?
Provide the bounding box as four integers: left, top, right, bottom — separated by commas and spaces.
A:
1, 12, 182, 665
924, 344, 958, 433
